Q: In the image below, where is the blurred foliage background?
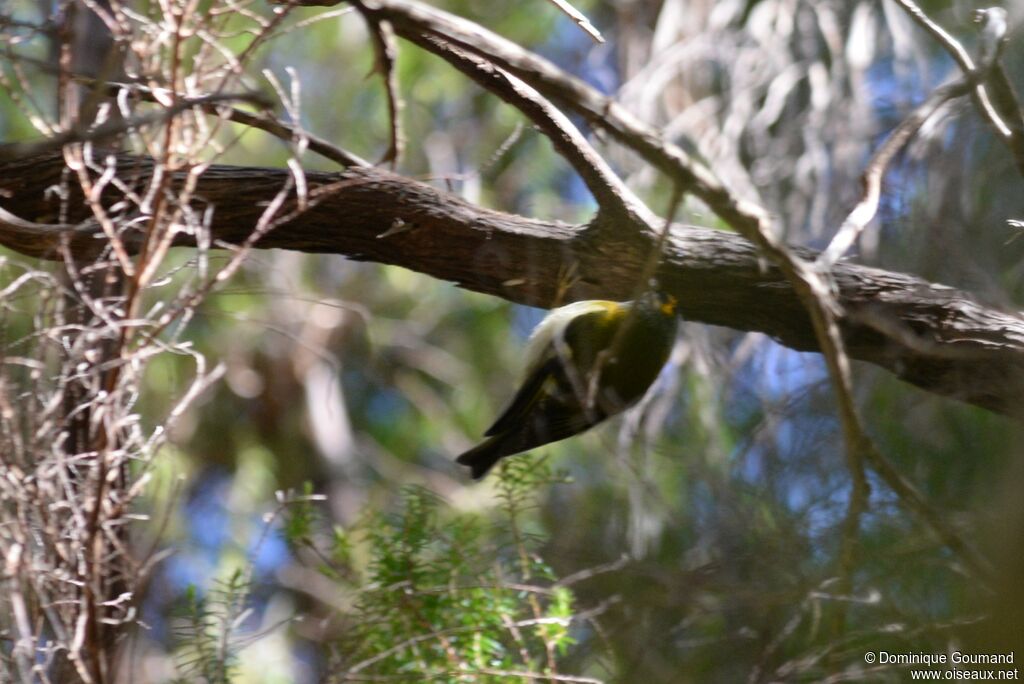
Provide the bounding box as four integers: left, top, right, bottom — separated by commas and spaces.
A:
2, 0, 1024, 682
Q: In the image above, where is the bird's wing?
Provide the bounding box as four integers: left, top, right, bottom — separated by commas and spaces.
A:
459, 395, 595, 478
483, 356, 560, 437
519, 300, 619, 378
482, 362, 604, 444
485, 302, 623, 438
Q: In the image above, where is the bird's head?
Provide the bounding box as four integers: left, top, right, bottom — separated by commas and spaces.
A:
638, 290, 678, 317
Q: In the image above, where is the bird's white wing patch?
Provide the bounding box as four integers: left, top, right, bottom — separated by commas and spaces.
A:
520, 300, 619, 377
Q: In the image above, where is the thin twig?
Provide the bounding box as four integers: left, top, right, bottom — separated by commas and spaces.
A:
199, 97, 371, 168
90, 77, 370, 167
890, 0, 1010, 137
341, 605, 615, 676
134, 77, 368, 166
973, 8, 1024, 174
542, 0, 604, 44
409, 33, 655, 228
554, 554, 630, 588
357, 6, 405, 166
0, 91, 269, 163
819, 78, 971, 266
891, 0, 1024, 176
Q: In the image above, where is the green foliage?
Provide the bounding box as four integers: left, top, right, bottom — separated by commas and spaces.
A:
281, 481, 319, 549
170, 570, 252, 684
277, 460, 585, 682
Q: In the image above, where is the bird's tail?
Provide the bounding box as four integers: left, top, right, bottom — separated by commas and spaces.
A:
455, 435, 507, 480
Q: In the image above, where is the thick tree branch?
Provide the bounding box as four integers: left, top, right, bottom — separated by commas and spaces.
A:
2, 150, 1024, 418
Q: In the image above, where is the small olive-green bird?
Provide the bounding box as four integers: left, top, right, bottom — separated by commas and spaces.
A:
456, 291, 679, 479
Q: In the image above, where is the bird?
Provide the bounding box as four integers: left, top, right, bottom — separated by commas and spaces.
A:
456, 290, 679, 479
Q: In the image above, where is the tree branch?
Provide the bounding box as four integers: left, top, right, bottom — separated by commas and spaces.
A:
407, 33, 655, 228
3, 149, 1024, 419
892, 0, 1024, 178
820, 78, 973, 267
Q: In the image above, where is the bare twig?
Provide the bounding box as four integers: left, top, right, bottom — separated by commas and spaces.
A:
890, 0, 1009, 136
172, 92, 370, 168
140, 78, 368, 165
409, 33, 656, 228
356, 5, 405, 166
554, 554, 630, 587
820, 78, 972, 267
472, 669, 604, 684
0, 90, 269, 163
542, 0, 604, 44
891, 0, 1024, 176
973, 9, 1024, 154
341, 604, 615, 676
78, 77, 371, 167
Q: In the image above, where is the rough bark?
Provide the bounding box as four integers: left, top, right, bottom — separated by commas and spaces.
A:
2, 150, 1023, 416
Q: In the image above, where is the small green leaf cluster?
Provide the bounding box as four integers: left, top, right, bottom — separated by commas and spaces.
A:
281, 455, 585, 682
170, 570, 252, 684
